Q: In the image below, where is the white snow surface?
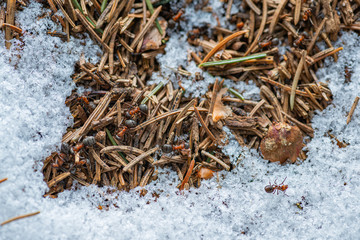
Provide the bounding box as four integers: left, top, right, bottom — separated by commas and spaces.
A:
1, 1, 360, 240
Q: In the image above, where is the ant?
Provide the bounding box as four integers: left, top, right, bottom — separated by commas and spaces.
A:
172, 9, 184, 22
258, 38, 279, 49
52, 152, 66, 168
125, 103, 148, 118
302, 9, 312, 21
293, 33, 307, 47
116, 119, 137, 139
264, 177, 288, 195
72, 136, 96, 153
162, 142, 190, 153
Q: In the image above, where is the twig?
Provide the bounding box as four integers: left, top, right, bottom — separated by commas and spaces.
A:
1, 211, 40, 226
130, 6, 162, 49
290, 52, 305, 110
269, 0, 289, 34
244, 0, 267, 56
179, 159, 195, 191
201, 150, 230, 171
193, 104, 216, 141
347, 96, 359, 124
145, 0, 163, 35
0, 178, 7, 184
5, 0, 16, 49
123, 147, 158, 172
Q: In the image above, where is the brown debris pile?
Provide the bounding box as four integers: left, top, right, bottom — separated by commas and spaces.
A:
1, 0, 354, 197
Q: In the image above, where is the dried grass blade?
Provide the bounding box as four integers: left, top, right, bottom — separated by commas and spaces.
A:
199, 53, 267, 67
200, 30, 248, 64
294, 0, 301, 25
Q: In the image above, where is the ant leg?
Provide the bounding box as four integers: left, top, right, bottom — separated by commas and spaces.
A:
274, 178, 278, 185
280, 177, 287, 185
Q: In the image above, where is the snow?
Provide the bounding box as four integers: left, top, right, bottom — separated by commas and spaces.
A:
1, 1, 360, 239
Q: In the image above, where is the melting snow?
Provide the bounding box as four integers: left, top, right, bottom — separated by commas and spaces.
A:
1, 1, 360, 239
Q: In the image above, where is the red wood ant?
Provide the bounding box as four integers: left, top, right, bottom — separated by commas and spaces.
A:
265, 177, 288, 195
302, 9, 312, 21
52, 152, 66, 168
162, 142, 190, 153
172, 9, 184, 22
72, 136, 96, 152
258, 38, 279, 49
125, 104, 148, 118
116, 119, 137, 139
293, 33, 307, 47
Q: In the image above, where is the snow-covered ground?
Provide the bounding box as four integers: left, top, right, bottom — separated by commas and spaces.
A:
1, 1, 360, 239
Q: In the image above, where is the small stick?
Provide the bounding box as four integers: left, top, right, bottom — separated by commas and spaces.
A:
179, 159, 195, 191
145, 0, 163, 35
244, 0, 267, 56
1, 23, 22, 34
139, 168, 154, 187
108, 31, 116, 74
190, 51, 202, 65
249, 99, 266, 117
48, 172, 71, 188
304, 87, 323, 111
200, 30, 248, 64
193, 104, 216, 141
225, 0, 233, 19
307, 17, 327, 54
89, 148, 111, 170
1, 211, 40, 226
123, 147, 158, 172
259, 77, 312, 97
245, 0, 261, 15
260, 86, 284, 122
290, 53, 305, 110
201, 151, 230, 171
75, 10, 110, 52
5, 0, 16, 49
130, 6, 162, 49
54, 0, 76, 28
347, 96, 359, 124
0, 178, 7, 184
269, 0, 289, 34
312, 47, 343, 63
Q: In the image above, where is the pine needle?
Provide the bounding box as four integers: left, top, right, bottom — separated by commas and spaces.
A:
199, 53, 266, 67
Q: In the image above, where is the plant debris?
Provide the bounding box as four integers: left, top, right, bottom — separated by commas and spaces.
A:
2, 0, 357, 197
